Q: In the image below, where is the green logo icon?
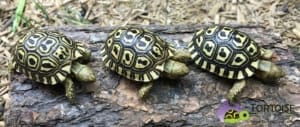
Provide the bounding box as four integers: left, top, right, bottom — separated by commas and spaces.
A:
216, 99, 251, 124
224, 109, 250, 124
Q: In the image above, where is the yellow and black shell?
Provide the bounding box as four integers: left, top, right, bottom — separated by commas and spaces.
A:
101, 27, 173, 82
12, 31, 87, 85
188, 25, 261, 79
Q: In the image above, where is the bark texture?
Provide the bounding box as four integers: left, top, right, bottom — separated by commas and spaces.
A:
5, 24, 300, 127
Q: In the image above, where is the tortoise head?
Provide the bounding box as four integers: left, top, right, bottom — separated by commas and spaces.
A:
255, 60, 285, 82
162, 59, 190, 79
71, 62, 96, 82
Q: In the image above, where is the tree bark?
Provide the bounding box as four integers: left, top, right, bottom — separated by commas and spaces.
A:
5, 24, 300, 127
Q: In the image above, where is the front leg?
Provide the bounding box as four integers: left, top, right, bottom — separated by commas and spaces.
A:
260, 48, 274, 60
63, 77, 76, 103
227, 80, 246, 103
167, 42, 191, 63
138, 82, 153, 99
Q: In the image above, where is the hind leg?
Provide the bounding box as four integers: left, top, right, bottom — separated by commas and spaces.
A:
260, 48, 274, 60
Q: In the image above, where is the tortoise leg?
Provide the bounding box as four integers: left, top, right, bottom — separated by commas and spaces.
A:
63, 77, 76, 103
9, 59, 15, 72
8, 60, 15, 80
81, 48, 91, 62
138, 82, 153, 98
260, 48, 274, 60
227, 80, 246, 103
167, 41, 191, 63
76, 42, 92, 62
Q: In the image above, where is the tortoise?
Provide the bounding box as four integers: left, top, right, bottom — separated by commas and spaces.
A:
101, 27, 190, 98
188, 25, 285, 102
11, 31, 96, 102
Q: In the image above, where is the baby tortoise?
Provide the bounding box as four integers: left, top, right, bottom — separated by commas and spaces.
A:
101, 27, 190, 98
188, 25, 285, 102
12, 31, 96, 102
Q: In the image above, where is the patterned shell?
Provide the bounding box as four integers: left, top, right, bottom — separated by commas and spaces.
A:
12, 31, 87, 85
188, 26, 261, 79
101, 27, 173, 82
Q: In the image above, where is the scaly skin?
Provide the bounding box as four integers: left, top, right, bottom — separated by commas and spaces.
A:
255, 60, 285, 82
71, 62, 96, 82
65, 61, 95, 102
163, 59, 190, 79
227, 80, 246, 103
256, 49, 285, 82
260, 48, 274, 60
63, 77, 76, 103
138, 59, 190, 98
165, 47, 190, 78
138, 48, 190, 98
170, 49, 192, 63
227, 49, 285, 104
167, 41, 192, 63
138, 82, 153, 98
77, 44, 92, 62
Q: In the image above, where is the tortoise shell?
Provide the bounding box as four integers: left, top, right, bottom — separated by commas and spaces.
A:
101, 27, 173, 82
12, 31, 87, 85
188, 25, 261, 79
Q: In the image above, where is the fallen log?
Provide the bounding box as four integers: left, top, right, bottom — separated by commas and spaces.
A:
5, 24, 300, 126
